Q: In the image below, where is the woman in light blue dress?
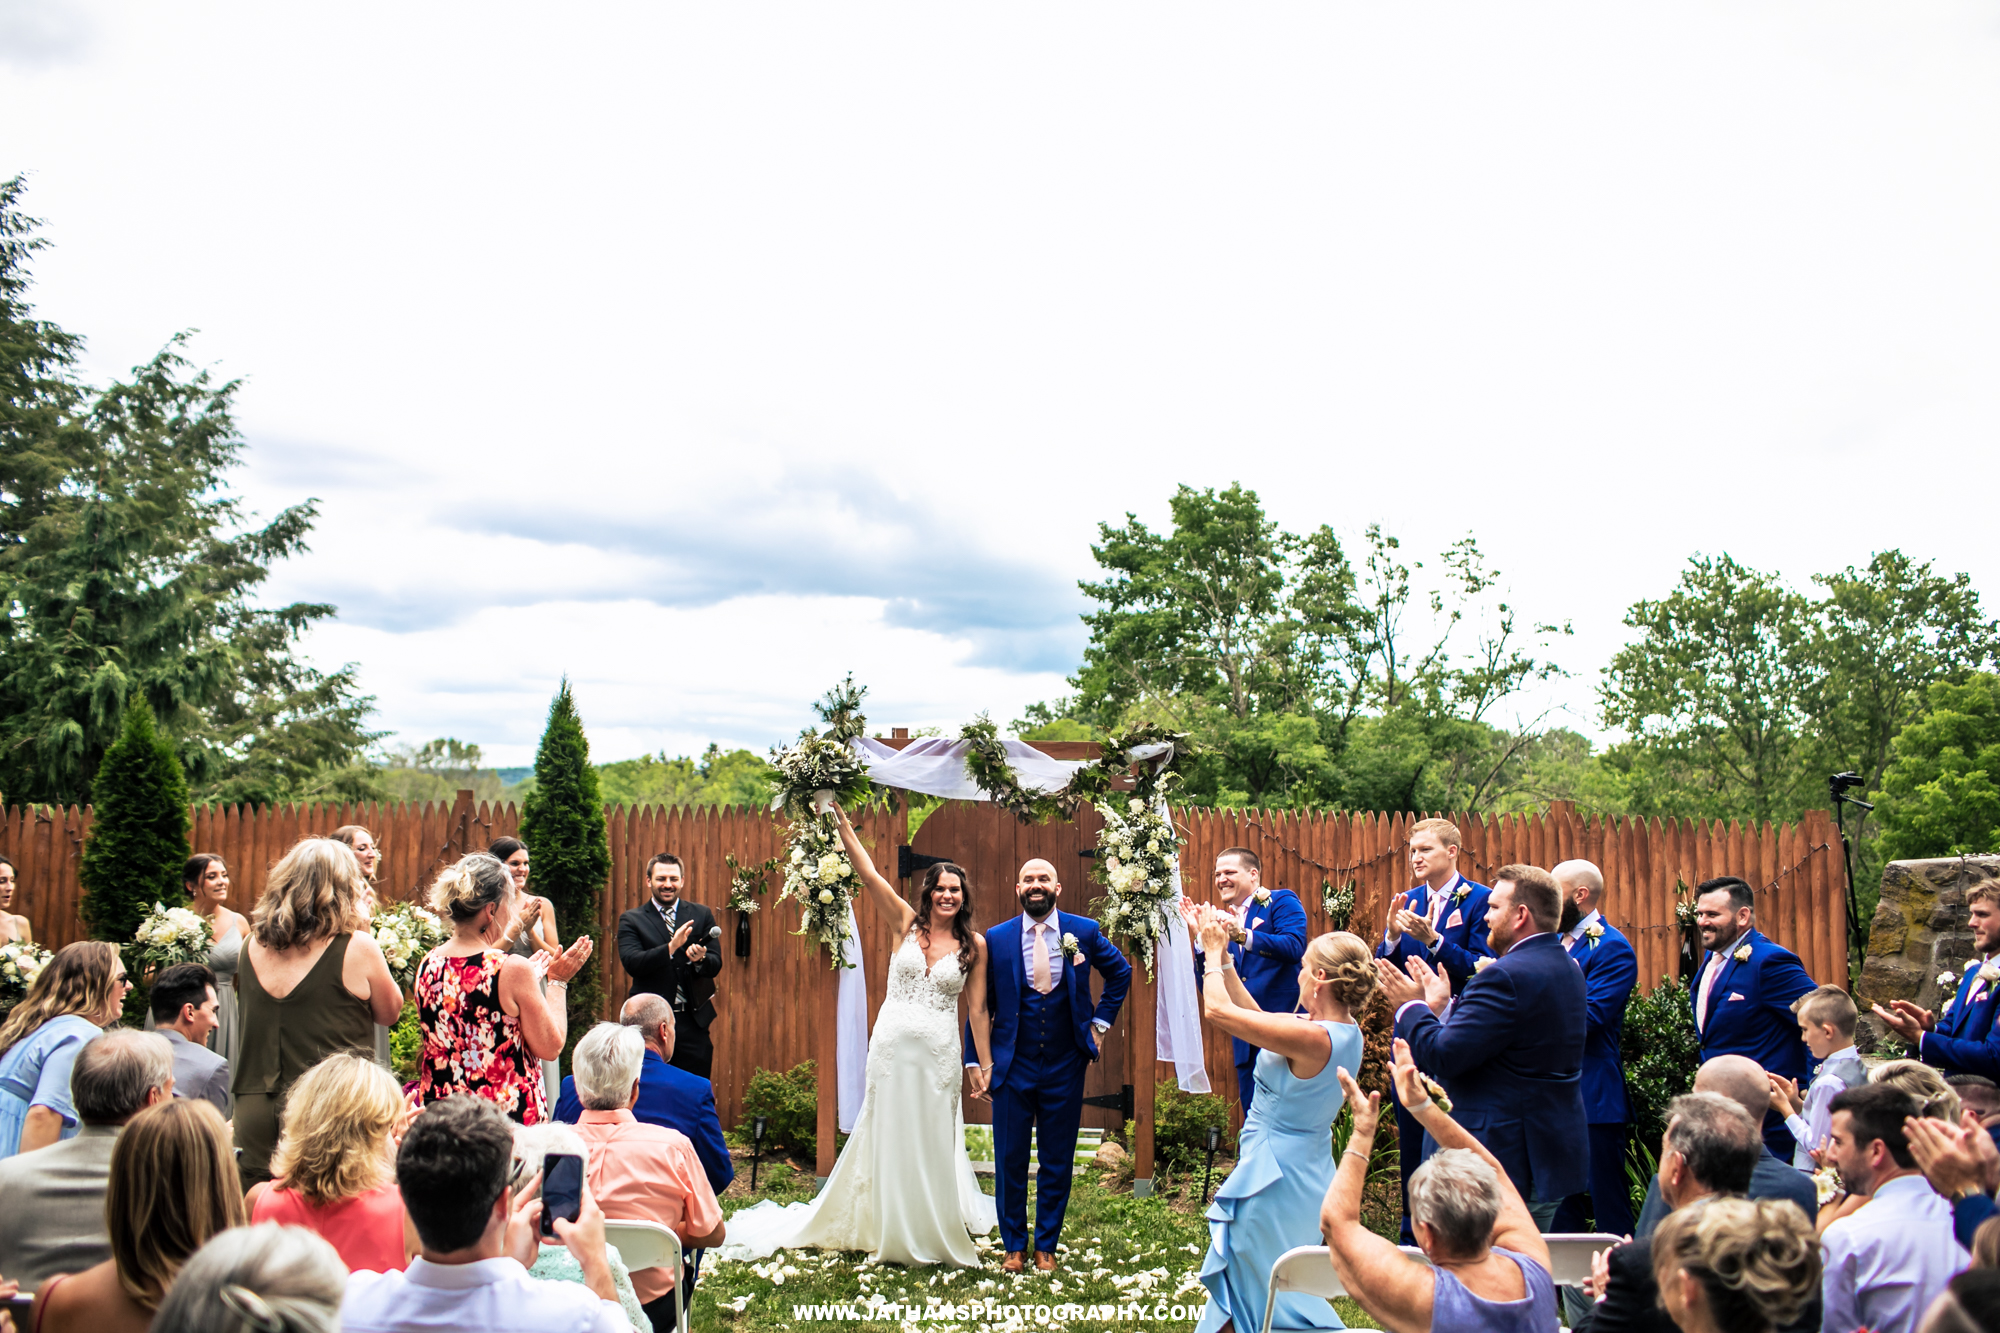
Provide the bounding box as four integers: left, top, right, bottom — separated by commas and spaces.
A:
0, 941, 129, 1156
1189, 914, 1376, 1333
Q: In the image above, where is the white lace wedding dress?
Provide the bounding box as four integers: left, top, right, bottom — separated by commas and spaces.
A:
716, 931, 998, 1267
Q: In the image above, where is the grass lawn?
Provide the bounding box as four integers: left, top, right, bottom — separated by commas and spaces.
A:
691, 1153, 1382, 1332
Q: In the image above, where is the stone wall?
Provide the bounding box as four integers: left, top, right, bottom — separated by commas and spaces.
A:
1856, 855, 2000, 1048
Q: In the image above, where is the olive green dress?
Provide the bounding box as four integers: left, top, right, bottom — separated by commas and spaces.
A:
232, 932, 377, 1187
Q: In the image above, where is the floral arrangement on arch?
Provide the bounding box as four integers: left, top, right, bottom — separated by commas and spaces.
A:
371, 900, 450, 991
767, 675, 877, 967
1320, 880, 1357, 932
130, 903, 216, 974
726, 852, 782, 915
1093, 795, 1185, 978
0, 940, 52, 1014
782, 815, 862, 969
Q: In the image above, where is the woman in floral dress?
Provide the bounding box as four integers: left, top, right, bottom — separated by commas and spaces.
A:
414, 853, 592, 1123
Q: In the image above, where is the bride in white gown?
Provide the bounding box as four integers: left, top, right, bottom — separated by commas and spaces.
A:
718, 806, 999, 1267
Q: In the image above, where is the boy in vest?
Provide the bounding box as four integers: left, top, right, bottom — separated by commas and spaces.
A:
1768, 983, 1867, 1170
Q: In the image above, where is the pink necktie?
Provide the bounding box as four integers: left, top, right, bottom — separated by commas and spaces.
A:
1032, 923, 1054, 994
1697, 953, 1723, 1027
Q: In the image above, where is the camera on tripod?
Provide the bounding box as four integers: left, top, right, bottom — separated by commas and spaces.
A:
1829, 771, 1874, 812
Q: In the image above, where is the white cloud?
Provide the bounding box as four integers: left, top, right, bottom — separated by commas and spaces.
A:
6, 1, 1999, 760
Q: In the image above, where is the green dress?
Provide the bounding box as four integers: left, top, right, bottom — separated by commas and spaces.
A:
233, 932, 377, 1187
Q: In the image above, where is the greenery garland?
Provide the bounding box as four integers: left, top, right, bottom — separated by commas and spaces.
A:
726, 852, 782, 914
957, 716, 1189, 822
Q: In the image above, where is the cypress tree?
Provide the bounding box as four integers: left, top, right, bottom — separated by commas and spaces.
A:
79, 699, 191, 943
518, 680, 611, 1067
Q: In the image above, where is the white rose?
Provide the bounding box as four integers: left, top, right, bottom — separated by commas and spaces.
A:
1129, 798, 1145, 814
818, 889, 835, 904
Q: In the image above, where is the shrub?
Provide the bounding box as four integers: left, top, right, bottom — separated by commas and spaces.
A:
1149, 1074, 1234, 1170
390, 1000, 422, 1083
1621, 975, 1700, 1160
79, 700, 190, 944
736, 1060, 821, 1158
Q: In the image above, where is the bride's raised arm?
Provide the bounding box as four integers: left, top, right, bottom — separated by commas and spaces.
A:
834, 805, 917, 937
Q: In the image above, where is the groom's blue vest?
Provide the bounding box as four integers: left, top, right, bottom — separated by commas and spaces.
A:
1018, 982, 1069, 1073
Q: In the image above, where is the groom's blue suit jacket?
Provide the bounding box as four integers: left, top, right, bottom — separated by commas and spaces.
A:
1691, 928, 1815, 1087
968, 912, 1131, 1091
1395, 931, 1588, 1202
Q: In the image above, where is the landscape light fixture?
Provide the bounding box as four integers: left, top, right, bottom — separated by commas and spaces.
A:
750, 1115, 770, 1191
1201, 1124, 1223, 1205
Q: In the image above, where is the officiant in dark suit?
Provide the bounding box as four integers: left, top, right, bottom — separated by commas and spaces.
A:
617, 853, 723, 1079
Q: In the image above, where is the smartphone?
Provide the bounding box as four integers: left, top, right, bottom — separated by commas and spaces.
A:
540, 1152, 584, 1241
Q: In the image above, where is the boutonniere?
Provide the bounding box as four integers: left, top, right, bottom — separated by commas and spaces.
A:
1453, 884, 1471, 902
1060, 932, 1080, 960
1980, 962, 2000, 987
1733, 944, 1752, 964
1474, 957, 1493, 973
1253, 887, 1271, 906
1584, 922, 1604, 949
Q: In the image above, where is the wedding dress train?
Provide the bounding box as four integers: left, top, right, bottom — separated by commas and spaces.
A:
715, 932, 997, 1266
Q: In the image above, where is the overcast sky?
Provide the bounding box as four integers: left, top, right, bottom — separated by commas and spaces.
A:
5, 1, 1998, 765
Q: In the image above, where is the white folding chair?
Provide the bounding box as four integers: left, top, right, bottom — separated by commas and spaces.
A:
603, 1218, 685, 1332
1259, 1246, 1346, 1333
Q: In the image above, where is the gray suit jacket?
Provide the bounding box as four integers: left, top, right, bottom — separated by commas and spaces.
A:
162, 1027, 230, 1114
0, 1124, 119, 1291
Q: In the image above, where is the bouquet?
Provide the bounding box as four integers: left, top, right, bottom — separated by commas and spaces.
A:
0, 940, 52, 1014
767, 675, 876, 821
131, 903, 216, 974
781, 812, 861, 969
1091, 796, 1184, 978
372, 901, 450, 991
1321, 880, 1357, 932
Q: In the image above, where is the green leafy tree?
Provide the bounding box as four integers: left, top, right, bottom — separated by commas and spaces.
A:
0, 178, 380, 805
596, 745, 776, 808
78, 700, 190, 943
1052, 484, 1565, 810
1874, 673, 2000, 861
1601, 555, 1816, 824
518, 681, 612, 1065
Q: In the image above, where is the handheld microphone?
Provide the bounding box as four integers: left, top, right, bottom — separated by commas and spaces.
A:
708, 925, 722, 943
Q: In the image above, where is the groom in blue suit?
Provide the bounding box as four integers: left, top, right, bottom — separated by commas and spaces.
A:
1383, 863, 1588, 1222
967, 857, 1130, 1273
1873, 879, 2000, 1080
1189, 847, 1307, 1116
1690, 876, 1817, 1157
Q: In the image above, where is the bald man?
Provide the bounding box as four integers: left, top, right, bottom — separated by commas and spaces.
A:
966, 857, 1130, 1272
1632, 1053, 1820, 1236
1550, 859, 1639, 1238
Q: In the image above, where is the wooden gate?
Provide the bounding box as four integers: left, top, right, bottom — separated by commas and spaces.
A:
905, 800, 1132, 1132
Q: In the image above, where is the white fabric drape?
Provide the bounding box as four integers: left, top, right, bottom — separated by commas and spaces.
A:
837, 906, 868, 1133
838, 735, 1209, 1095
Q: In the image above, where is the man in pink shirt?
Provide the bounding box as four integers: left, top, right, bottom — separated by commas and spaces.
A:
570, 1022, 727, 1332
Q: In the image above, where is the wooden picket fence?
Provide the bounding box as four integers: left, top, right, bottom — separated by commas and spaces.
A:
0, 793, 1845, 1136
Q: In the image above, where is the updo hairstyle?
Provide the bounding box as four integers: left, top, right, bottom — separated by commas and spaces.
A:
1304, 931, 1377, 1007
1650, 1197, 1821, 1333
428, 852, 514, 923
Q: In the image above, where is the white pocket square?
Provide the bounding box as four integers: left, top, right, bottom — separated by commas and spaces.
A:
1728, 992, 1746, 1001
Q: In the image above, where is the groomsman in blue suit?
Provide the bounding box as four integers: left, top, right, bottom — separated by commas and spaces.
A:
1872, 879, 2000, 1080
967, 858, 1131, 1274
1190, 847, 1306, 1117
1374, 817, 1493, 1239
1380, 863, 1587, 1224
1550, 858, 1637, 1238
1690, 876, 1816, 1158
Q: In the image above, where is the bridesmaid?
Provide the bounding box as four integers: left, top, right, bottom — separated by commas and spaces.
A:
0, 854, 29, 943
331, 825, 395, 1069
490, 836, 561, 1108
184, 855, 249, 1088
235, 838, 402, 1186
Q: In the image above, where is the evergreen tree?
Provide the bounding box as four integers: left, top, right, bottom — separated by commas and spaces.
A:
0, 177, 380, 806
518, 680, 611, 1065
78, 699, 191, 943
